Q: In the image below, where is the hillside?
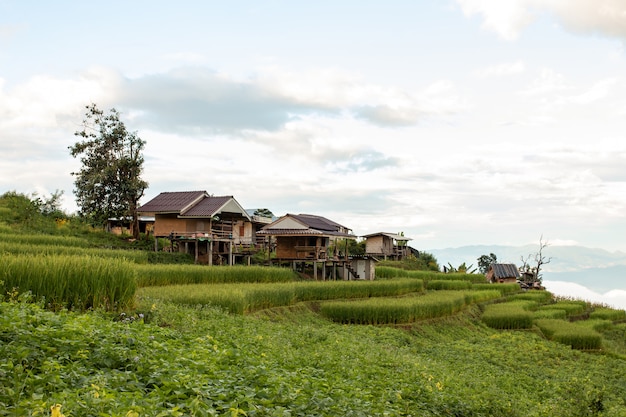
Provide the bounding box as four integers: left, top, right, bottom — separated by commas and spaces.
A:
1, 202, 625, 416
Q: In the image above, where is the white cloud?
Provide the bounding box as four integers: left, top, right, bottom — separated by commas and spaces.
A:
544, 280, 626, 310
455, 0, 535, 40
475, 61, 526, 77
456, 0, 626, 40
519, 68, 570, 96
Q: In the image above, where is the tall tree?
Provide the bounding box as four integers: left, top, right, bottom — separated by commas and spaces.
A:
477, 253, 498, 274
69, 104, 147, 239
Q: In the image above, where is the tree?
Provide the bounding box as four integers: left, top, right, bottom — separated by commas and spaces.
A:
477, 253, 498, 274
69, 104, 147, 239
253, 208, 274, 218
520, 235, 551, 285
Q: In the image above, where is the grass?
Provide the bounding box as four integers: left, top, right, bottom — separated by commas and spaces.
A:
134, 264, 297, 287
137, 279, 425, 314
481, 300, 536, 330
320, 290, 501, 324
0, 254, 136, 311
534, 319, 603, 350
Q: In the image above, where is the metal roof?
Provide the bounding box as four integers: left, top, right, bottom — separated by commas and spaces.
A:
362, 232, 412, 241
180, 196, 233, 217
490, 263, 520, 279
137, 191, 207, 213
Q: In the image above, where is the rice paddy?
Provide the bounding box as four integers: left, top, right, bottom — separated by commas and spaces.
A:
0, 254, 136, 311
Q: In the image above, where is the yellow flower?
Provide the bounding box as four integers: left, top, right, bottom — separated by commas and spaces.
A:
126, 411, 139, 417
50, 404, 66, 417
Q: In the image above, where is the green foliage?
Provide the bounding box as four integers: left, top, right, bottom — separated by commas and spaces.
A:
320, 290, 501, 325
0, 191, 68, 233
1, 297, 626, 415
0, 240, 149, 263
427, 280, 472, 290
378, 251, 440, 271
253, 208, 274, 218
537, 302, 587, 318
589, 307, 626, 321
509, 290, 554, 303
328, 238, 366, 256
138, 279, 424, 314
481, 300, 537, 330
472, 282, 522, 295
535, 319, 603, 350
69, 104, 148, 237
0, 254, 136, 311
135, 264, 296, 287
444, 261, 477, 274
477, 252, 498, 274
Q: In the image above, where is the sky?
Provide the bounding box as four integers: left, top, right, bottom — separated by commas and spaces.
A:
2, 0, 626, 253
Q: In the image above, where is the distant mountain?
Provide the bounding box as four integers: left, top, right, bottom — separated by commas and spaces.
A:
425, 245, 626, 293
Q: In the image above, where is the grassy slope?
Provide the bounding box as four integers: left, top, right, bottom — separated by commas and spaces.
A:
1, 218, 625, 416
2, 298, 625, 416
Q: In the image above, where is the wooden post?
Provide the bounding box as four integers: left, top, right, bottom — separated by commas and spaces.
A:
194, 239, 198, 263
322, 262, 326, 281
209, 240, 213, 266
229, 240, 233, 266
313, 261, 318, 280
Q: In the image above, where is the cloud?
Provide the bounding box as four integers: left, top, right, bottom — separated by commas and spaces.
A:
475, 61, 526, 77
116, 67, 465, 132
544, 280, 626, 310
456, 0, 626, 40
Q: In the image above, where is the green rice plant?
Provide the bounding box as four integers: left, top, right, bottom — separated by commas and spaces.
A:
509, 290, 553, 304
138, 279, 425, 313
538, 302, 587, 318
134, 264, 296, 287
375, 266, 410, 278
294, 279, 423, 301
533, 309, 567, 320
0, 233, 90, 247
481, 300, 536, 329
0, 254, 136, 311
589, 307, 626, 321
472, 283, 521, 295
463, 289, 502, 304
574, 319, 614, 332
0, 241, 149, 263
534, 319, 603, 350
320, 290, 489, 324
426, 280, 472, 290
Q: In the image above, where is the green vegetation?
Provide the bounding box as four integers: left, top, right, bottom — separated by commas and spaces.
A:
1, 194, 626, 415
0, 254, 136, 311
320, 290, 502, 325
535, 319, 603, 350
135, 264, 297, 287
138, 279, 424, 314
482, 300, 535, 330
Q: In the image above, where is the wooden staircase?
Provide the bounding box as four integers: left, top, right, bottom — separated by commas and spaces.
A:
345, 264, 360, 280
